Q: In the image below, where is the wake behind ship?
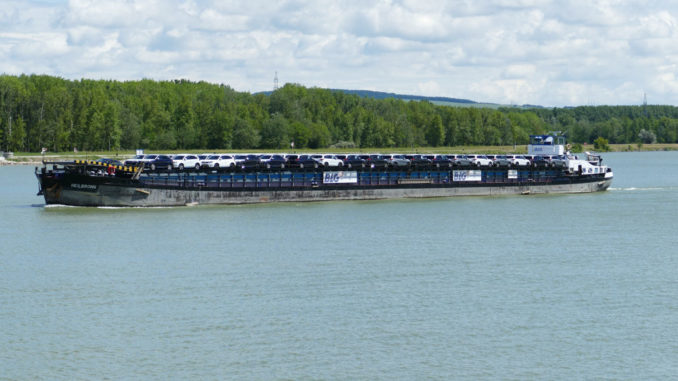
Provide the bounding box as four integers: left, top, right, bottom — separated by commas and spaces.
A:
35, 134, 613, 207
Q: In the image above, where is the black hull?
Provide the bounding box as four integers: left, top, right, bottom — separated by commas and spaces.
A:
37, 166, 613, 207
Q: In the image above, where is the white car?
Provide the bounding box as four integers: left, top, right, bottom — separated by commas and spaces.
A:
172, 154, 202, 170
317, 154, 344, 167
508, 155, 531, 167
469, 154, 493, 167
200, 154, 236, 170
385, 154, 411, 167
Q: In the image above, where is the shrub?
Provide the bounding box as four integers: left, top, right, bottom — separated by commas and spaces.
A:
570, 143, 583, 153
593, 137, 610, 151
638, 129, 657, 144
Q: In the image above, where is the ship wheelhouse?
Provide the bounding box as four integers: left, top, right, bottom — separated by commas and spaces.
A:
528, 133, 567, 156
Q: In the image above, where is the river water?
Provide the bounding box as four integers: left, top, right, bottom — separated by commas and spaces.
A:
1, 152, 677, 380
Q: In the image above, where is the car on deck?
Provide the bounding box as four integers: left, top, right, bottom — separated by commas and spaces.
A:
344, 155, 367, 169
469, 154, 492, 167
318, 154, 344, 167
296, 155, 320, 169
385, 154, 411, 168
200, 154, 236, 171
492, 155, 511, 167
453, 155, 473, 167
432, 155, 454, 168
406, 154, 432, 168
261, 155, 288, 169
172, 154, 202, 171
143, 154, 174, 171
508, 155, 531, 167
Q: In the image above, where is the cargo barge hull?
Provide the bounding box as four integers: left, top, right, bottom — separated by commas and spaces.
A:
37, 166, 613, 207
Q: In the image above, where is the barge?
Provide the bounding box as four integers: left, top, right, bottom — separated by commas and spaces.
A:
35, 135, 613, 207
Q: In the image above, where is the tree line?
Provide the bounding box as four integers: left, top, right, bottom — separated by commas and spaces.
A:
1, 74, 677, 153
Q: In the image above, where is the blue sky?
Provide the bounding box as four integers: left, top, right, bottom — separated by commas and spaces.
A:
2, 0, 677, 107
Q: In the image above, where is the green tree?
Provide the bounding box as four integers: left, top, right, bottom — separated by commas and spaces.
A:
232, 117, 260, 149
593, 136, 610, 151
120, 108, 141, 149
174, 94, 196, 149
290, 121, 311, 148
425, 114, 445, 146
8, 115, 26, 151
103, 102, 122, 150
260, 113, 290, 148
204, 110, 234, 149
637, 129, 656, 144
309, 122, 331, 148
54, 108, 72, 152
155, 129, 177, 149
88, 110, 105, 150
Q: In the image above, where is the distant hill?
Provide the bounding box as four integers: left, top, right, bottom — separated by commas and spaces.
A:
257, 88, 541, 109
335, 90, 546, 109
334, 89, 476, 104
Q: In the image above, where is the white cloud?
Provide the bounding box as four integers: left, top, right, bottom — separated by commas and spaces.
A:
417, 80, 442, 95
64, 0, 142, 28
198, 9, 250, 31
639, 11, 677, 37
1, 0, 678, 106
2, 32, 70, 58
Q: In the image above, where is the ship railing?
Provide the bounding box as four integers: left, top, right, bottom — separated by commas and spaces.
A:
137, 169, 562, 188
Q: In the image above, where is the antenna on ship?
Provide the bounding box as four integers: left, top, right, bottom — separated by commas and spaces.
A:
274, 71, 279, 91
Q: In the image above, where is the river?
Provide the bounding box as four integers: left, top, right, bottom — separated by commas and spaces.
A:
1, 151, 677, 379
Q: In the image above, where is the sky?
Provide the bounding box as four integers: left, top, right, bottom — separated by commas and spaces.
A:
1, 0, 677, 107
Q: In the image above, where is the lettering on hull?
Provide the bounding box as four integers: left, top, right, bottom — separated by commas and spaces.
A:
69, 183, 98, 192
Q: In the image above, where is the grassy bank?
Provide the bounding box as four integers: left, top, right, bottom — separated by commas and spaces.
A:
608, 143, 678, 152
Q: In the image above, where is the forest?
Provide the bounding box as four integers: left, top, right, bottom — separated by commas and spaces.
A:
1, 74, 677, 153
